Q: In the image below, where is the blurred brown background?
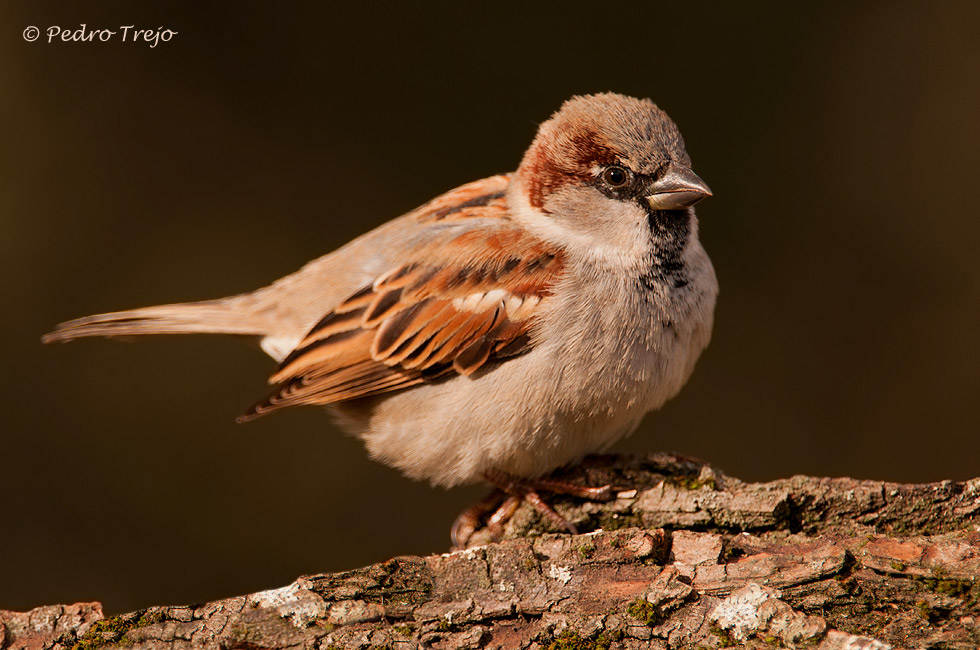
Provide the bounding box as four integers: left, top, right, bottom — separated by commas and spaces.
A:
2, 1, 978, 615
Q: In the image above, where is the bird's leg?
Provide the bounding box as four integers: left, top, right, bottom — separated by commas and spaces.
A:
451, 468, 614, 548
521, 489, 578, 535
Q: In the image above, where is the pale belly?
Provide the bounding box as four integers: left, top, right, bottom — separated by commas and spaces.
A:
334, 278, 714, 487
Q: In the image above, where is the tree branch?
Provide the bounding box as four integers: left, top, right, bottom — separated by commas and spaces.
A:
3, 453, 979, 650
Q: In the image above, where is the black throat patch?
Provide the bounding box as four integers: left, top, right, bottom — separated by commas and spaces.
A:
640, 209, 692, 290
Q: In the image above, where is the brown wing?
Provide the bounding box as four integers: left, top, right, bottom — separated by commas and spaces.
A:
239, 193, 563, 421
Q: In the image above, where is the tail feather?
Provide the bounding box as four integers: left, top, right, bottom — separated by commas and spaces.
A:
42, 299, 263, 344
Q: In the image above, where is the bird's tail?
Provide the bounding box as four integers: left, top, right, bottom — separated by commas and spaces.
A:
42, 297, 265, 344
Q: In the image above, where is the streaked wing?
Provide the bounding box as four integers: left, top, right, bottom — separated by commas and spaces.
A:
240, 181, 563, 421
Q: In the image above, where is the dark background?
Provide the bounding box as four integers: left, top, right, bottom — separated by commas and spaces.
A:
3, 1, 978, 614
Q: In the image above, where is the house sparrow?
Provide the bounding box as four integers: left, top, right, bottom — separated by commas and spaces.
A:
44, 93, 717, 547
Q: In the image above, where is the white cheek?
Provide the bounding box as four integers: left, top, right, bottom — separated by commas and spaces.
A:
514, 188, 651, 271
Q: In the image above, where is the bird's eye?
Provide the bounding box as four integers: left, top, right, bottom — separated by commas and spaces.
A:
602, 166, 629, 187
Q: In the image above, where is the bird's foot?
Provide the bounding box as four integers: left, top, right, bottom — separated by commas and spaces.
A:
450, 469, 614, 549
450, 490, 507, 549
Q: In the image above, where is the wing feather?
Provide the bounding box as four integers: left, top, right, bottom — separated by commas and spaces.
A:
239, 176, 563, 421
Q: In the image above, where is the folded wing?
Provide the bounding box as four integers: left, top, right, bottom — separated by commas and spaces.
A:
240, 214, 564, 420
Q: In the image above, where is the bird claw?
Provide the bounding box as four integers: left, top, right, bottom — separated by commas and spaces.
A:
450, 469, 613, 548
451, 490, 505, 549
486, 495, 522, 541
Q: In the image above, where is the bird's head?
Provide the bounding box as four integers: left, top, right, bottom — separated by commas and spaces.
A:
510, 93, 711, 265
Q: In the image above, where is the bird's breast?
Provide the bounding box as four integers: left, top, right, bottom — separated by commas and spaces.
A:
344, 244, 717, 488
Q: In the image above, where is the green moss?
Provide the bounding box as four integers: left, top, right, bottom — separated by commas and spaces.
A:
709, 622, 735, 647
626, 598, 663, 627
919, 568, 976, 600
578, 541, 597, 559
936, 579, 974, 598
889, 560, 906, 571
393, 623, 414, 637
608, 537, 622, 549
72, 611, 163, 650
915, 600, 932, 621
437, 618, 451, 631
73, 618, 125, 650
669, 474, 716, 491
546, 629, 623, 650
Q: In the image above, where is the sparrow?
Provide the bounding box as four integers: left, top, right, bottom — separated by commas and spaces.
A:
44, 93, 718, 547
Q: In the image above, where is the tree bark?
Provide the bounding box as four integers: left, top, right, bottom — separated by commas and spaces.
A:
3, 453, 980, 650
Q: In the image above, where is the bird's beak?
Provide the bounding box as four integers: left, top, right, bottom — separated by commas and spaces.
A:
645, 162, 712, 211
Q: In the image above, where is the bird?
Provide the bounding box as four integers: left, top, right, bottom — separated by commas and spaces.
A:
43, 93, 718, 547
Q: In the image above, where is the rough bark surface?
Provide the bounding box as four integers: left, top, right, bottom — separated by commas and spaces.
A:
4, 454, 980, 650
